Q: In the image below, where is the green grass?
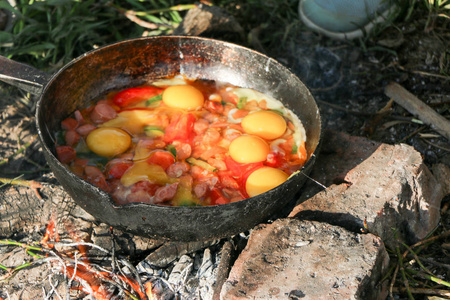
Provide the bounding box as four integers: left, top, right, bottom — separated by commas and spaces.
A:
0, 0, 190, 71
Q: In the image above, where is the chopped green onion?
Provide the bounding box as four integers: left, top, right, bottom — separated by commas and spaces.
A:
167, 144, 177, 157
237, 97, 247, 109
291, 144, 298, 154
144, 125, 164, 138
145, 94, 162, 107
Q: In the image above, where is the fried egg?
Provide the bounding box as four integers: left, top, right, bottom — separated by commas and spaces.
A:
86, 127, 131, 157
228, 135, 269, 163
227, 87, 306, 153
245, 167, 289, 197
241, 110, 287, 140
162, 85, 204, 111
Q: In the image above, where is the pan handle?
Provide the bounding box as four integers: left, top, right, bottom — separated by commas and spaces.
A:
0, 56, 51, 96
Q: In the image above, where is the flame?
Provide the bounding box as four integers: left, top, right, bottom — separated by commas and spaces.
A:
40, 214, 153, 300
40, 213, 59, 248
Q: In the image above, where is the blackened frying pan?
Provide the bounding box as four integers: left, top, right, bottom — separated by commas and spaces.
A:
0, 36, 321, 241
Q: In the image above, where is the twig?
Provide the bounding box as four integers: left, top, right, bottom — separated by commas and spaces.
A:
392, 286, 450, 297
393, 63, 450, 80
410, 230, 450, 250
396, 246, 414, 300
385, 82, 450, 140
389, 263, 399, 299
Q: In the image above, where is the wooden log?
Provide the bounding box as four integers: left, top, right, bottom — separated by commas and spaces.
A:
385, 82, 450, 140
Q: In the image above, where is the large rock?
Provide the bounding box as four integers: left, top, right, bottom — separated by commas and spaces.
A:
289, 130, 444, 248
220, 218, 389, 300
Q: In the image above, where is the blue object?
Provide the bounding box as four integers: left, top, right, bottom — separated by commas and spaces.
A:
299, 0, 399, 39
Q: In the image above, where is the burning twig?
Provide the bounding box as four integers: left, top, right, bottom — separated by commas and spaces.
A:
0, 217, 156, 299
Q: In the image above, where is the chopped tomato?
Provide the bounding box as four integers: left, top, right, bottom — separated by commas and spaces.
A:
205, 100, 224, 113
225, 156, 263, 179
232, 109, 249, 119
209, 188, 230, 205
164, 113, 196, 143
265, 152, 283, 168
147, 151, 175, 170
108, 162, 133, 179
113, 86, 163, 107
224, 156, 263, 197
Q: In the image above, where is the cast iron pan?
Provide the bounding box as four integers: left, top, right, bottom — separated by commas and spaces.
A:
0, 36, 321, 241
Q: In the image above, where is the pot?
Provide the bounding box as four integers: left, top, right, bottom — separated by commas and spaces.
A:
0, 36, 321, 241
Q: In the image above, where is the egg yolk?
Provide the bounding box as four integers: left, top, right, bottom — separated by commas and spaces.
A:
241, 110, 287, 140
228, 135, 269, 163
86, 127, 131, 157
162, 85, 204, 110
245, 167, 289, 197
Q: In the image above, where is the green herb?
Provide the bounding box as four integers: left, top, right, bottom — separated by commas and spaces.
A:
145, 94, 163, 107
237, 97, 247, 109
291, 144, 298, 155
167, 144, 177, 157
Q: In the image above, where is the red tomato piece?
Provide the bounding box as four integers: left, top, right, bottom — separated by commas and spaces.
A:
147, 151, 175, 171
209, 188, 230, 205
108, 162, 133, 179
205, 100, 224, 114
56, 145, 77, 164
225, 156, 263, 178
224, 156, 263, 198
164, 113, 196, 144
113, 86, 163, 107
265, 152, 283, 168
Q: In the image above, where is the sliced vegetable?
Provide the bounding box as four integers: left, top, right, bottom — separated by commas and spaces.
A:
186, 157, 217, 172
144, 125, 164, 138
120, 161, 176, 187
209, 188, 230, 205
237, 96, 247, 109
108, 162, 133, 179
113, 86, 163, 107
145, 94, 163, 107
167, 144, 177, 157
147, 151, 175, 170
164, 113, 196, 143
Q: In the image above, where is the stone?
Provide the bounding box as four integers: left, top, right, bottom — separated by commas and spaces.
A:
289, 130, 444, 248
220, 218, 389, 300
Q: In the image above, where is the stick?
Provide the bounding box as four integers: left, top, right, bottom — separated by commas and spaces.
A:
385, 82, 450, 140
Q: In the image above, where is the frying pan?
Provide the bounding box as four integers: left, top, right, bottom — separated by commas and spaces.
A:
0, 36, 321, 241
